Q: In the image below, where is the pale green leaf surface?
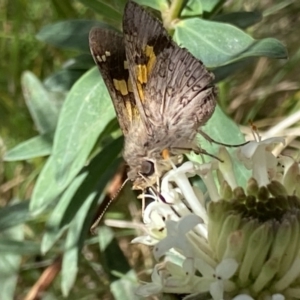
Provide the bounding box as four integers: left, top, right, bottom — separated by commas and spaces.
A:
61, 193, 95, 296
60, 157, 121, 296
52, 67, 115, 188
200, 0, 222, 13
188, 106, 251, 187
44, 69, 86, 93
0, 239, 40, 255
41, 172, 85, 254
41, 138, 122, 253
174, 18, 287, 68
30, 67, 115, 214
181, 0, 203, 17
0, 202, 30, 231
135, 0, 167, 10
30, 156, 58, 214
0, 227, 23, 300
36, 20, 116, 52
4, 133, 52, 161
21, 71, 59, 134
111, 271, 141, 300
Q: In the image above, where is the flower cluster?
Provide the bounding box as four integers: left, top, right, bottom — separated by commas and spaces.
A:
133, 133, 300, 300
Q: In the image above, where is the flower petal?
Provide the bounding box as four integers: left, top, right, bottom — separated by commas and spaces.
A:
210, 280, 224, 300
178, 214, 202, 235
216, 259, 238, 279
194, 258, 215, 277
153, 236, 176, 260
135, 282, 162, 297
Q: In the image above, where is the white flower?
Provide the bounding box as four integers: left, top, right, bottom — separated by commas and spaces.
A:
136, 259, 196, 297
134, 132, 300, 300
153, 214, 202, 260
237, 136, 285, 186
135, 265, 163, 297
194, 258, 238, 300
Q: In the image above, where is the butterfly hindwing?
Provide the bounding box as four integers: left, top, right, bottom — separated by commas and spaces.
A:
89, 27, 139, 135
147, 45, 217, 130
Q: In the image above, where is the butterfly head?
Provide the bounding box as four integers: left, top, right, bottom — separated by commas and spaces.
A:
126, 157, 157, 190
125, 151, 184, 190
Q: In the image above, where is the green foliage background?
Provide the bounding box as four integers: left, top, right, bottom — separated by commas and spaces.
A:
0, 0, 299, 299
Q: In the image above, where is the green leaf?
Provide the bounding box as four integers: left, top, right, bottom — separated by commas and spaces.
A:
213, 58, 254, 82
181, 0, 203, 17
135, 0, 167, 11
36, 20, 116, 52
30, 156, 58, 214
78, 0, 122, 22
41, 172, 86, 253
188, 106, 251, 187
201, 0, 223, 13
212, 11, 262, 29
174, 18, 288, 68
61, 156, 121, 296
21, 71, 59, 134
52, 67, 115, 189
30, 67, 116, 214
0, 202, 30, 231
44, 54, 95, 92
61, 194, 94, 296
98, 227, 140, 299
0, 227, 23, 300
0, 239, 40, 255
41, 138, 122, 253
4, 133, 52, 161
110, 271, 142, 300
98, 226, 131, 281
44, 69, 86, 93
62, 54, 95, 70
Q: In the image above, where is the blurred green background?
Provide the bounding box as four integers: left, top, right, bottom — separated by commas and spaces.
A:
0, 0, 299, 299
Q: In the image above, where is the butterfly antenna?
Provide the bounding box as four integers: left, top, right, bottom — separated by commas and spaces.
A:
90, 177, 130, 234
198, 129, 249, 147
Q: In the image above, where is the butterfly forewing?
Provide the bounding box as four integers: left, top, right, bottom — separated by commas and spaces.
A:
122, 1, 174, 133
89, 27, 139, 135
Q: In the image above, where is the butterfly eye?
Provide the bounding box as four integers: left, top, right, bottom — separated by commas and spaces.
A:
140, 160, 155, 176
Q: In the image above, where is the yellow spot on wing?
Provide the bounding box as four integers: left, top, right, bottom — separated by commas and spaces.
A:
124, 100, 140, 123
137, 82, 145, 102
113, 79, 128, 96
125, 100, 132, 121
135, 46, 156, 86
136, 64, 147, 84
145, 45, 156, 74
127, 78, 133, 93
